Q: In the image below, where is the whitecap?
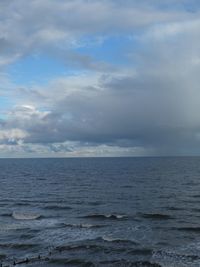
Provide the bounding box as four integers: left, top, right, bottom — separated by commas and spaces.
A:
102, 235, 116, 242
12, 211, 41, 220
83, 213, 127, 220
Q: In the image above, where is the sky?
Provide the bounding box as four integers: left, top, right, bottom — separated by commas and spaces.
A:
1, 0, 200, 157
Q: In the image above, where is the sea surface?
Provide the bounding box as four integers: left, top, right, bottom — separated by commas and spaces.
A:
1, 157, 200, 266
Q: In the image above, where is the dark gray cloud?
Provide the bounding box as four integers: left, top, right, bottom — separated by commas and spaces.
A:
4, 44, 200, 156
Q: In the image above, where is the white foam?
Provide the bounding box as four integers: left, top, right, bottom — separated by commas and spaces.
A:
105, 214, 127, 219
12, 211, 41, 220
102, 235, 115, 242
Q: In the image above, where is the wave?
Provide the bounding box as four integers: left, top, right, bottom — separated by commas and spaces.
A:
139, 213, 172, 220
49, 258, 95, 266
164, 206, 184, 211
101, 236, 138, 245
173, 227, 200, 232
13, 202, 31, 207
3, 250, 161, 267
190, 194, 200, 198
12, 211, 41, 220
191, 208, 200, 213
11, 243, 39, 250
56, 244, 101, 252
0, 243, 38, 250
128, 248, 153, 256
82, 213, 127, 220
43, 205, 72, 210
0, 223, 31, 232
64, 223, 105, 229
49, 257, 161, 267
87, 201, 102, 206
0, 254, 6, 260
99, 260, 161, 266
153, 249, 200, 264
0, 212, 12, 217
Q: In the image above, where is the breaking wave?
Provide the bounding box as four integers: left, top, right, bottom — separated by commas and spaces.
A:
139, 213, 173, 220
64, 223, 105, 229
82, 213, 127, 220
12, 211, 41, 220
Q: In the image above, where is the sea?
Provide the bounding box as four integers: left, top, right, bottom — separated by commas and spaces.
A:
1, 157, 200, 267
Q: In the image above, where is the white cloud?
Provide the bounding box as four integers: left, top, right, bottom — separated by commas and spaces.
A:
0, 0, 194, 68
0, 128, 28, 144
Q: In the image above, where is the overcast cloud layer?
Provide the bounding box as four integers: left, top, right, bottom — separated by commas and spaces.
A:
1, 0, 200, 157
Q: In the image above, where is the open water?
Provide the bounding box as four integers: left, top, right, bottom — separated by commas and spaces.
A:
0, 157, 200, 266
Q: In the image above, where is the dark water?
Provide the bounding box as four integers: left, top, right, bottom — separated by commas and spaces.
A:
1, 157, 200, 266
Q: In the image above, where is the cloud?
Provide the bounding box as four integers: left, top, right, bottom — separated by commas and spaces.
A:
1, 0, 200, 156
0, 128, 28, 145
4, 49, 200, 156
0, 0, 194, 68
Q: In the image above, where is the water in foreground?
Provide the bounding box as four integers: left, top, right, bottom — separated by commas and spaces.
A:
0, 157, 200, 266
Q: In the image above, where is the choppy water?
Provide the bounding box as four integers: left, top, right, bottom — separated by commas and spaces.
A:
1, 157, 200, 266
